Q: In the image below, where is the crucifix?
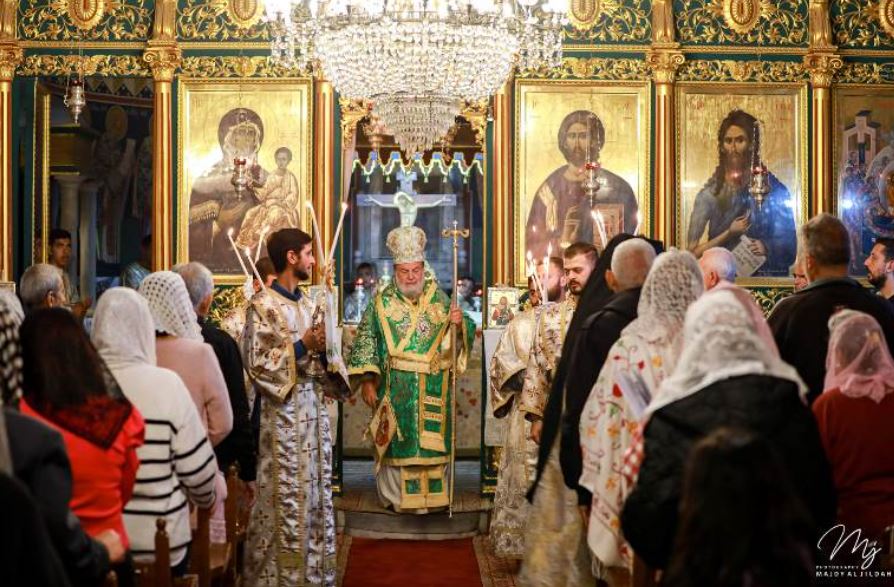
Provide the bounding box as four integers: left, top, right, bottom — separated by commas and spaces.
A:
358, 166, 456, 227
442, 220, 469, 517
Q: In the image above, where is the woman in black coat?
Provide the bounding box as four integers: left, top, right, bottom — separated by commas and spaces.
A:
621, 289, 836, 570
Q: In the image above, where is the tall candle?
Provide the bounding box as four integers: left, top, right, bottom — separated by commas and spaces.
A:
255, 225, 269, 263
305, 201, 327, 266
591, 210, 607, 250
633, 211, 642, 236
227, 228, 250, 278
244, 247, 268, 293
326, 202, 349, 263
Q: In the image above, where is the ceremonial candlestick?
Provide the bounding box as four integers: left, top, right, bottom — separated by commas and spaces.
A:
227, 228, 250, 278
255, 225, 269, 263
442, 220, 469, 518
525, 251, 543, 298
306, 201, 328, 267
326, 202, 349, 263
244, 247, 268, 293
591, 210, 608, 251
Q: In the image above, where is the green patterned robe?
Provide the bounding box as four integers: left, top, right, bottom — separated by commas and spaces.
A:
348, 279, 475, 511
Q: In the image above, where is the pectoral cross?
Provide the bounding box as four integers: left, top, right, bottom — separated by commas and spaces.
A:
441, 220, 469, 517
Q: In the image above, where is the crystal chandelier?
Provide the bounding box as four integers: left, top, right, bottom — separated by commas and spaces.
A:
263, 0, 567, 153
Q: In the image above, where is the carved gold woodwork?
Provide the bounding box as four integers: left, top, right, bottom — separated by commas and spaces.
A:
568, 0, 602, 30
0, 40, 19, 281
0, 42, 22, 80
646, 49, 685, 84
17, 54, 149, 77
460, 100, 488, 147
339, 98, 370, 146
808, 0, 835, 50
803, 52, 843, 89
492, 82, 512, 285
647, 49, 684, 245
804, 52, 842, 216
143, 43, 181, 82
881, 0, 894, 38
0, 0, 15, 40
652, 0, 676, 45
153, 0, 177, 41
722, 0, 762, 34
227, 0, 263, 29
67, 0, 107, 30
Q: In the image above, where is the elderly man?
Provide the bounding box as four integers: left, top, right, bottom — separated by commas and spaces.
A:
348, 226, 476, 514
19, 264, 67, 313
517, 242, 599, 587
769, 214, 894, 403
698, 246, 737, 290
173, 262, 257, 493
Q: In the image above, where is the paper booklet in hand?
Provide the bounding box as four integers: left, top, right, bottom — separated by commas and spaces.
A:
731, 235, 766, 277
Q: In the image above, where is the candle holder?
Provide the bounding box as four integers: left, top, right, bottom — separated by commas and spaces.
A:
231, 157, 251, 198
64, 78, 86, 124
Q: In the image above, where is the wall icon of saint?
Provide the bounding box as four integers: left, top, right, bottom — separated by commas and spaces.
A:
525, 110, 638, 258
686, 110, 797, 277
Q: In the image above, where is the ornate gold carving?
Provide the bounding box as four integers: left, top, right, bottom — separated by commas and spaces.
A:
209, 286, 246, 325
177, 0, 268, 41
67, 0, 106, 30
153, 0, 177, 41
564, 0, 650, 42
835, 62, 894, 85
881, 0, 894, 38
808, 0, 835, 49
19, 0, 151, 41
339, 98, 370, 146
227, 0, 263, 29
143, 43, 181, 82
460, 100, 488, 147
0, 0, 15, 40
723, 0, 761, 34
677, 0, 805, 46
803, 52, 843, 88
646, 49, 685, 84
568, 0, 602, 29
0, 43, 22, 79
517, 57, 649, 80
16, 54, 148, 76
676, 59, 807, 83
748, 287, 792, 316
652, 0, 676, 45
178, 56, 307, 78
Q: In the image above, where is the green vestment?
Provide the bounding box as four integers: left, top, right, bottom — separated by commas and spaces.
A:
348, 279, 475, 510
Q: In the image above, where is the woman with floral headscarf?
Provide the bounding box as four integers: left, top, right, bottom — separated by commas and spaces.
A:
138, 271, 232, 446
578, 249, 703, 585
814, 310, 894, 542
621, 289, 835, 570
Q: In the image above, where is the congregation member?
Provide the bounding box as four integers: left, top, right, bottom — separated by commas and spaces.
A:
19, 263, 67, 313
622, 289, 835, 570
92, 288, 220, 575
814, 310, 894, 542
518, 242, 598, 587
769, 213, 894, 403
47, 228, 91, 320
488, 258, 564, 562
18, 309, 145, 586
661, 428, 815, 587
138, 271, 233, 447
579, 248, 701, 585
0, 288, 24, 324
864, 237, 894, 304
563, 239, 658, 507
2, 303, 123, 586
697, 246, 736, 289
219, 256, 276, 346
174, 262, 257, 495
242, 228, 345, 586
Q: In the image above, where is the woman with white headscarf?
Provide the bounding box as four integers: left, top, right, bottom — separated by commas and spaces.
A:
138, 272, 232, 446
621, 289, 836, 571
92, 288, 219, 574
578, 249, 703, 585
814, 310, 894, 542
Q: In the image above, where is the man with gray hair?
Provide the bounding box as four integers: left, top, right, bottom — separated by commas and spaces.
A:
561, 237, 657, 506
698, 246, 737, 290
19, 264, 66, 313
769, 213, 894, 403
173, 262, 257, 491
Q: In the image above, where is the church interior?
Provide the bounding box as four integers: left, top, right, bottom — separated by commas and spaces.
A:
3, 0, 894, 586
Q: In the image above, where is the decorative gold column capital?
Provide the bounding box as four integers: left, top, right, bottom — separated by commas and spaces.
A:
0, 42, 23, 80
646, 49, 685, 85
460, 99, 489, 147
143, 42, 181, 82
803, 52, 843, 88
339, 98, 370, 145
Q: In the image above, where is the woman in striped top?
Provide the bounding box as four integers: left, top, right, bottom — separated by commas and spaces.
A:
91, 288, 220, 575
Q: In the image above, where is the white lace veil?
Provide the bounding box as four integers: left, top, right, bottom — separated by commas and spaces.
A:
138, 271, 202, 340
0, 302, 21, 474
825, 310, 894, 403
92, 287, 157, 370
623, 248, 704, 347
646, 289, 806, 417
0, 290, 24, 327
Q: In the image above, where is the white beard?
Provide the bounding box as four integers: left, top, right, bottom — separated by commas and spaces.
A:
397, 281, 424, 301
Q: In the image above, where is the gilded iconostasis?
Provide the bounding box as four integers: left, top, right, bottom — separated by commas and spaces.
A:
4, 0, 894, 490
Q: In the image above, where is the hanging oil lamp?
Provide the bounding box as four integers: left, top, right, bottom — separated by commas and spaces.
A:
748, 121, 770, 209
581, 114, 601, 207
64, 51, 87, 125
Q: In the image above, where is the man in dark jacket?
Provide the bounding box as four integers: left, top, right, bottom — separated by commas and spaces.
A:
768, 214, 894, 403
559, 238, 657, 505
174, 263, 257, 488
6, 408, 121, 585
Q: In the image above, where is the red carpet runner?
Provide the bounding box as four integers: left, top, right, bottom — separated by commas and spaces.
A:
342, 537, 484, 587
